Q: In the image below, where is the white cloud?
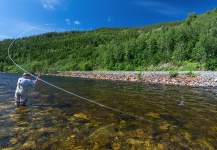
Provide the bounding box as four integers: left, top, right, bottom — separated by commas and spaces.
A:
41, 0, 60, 10
65, 18, 71, 25
136, 1, 181, 15
0, 35, 11, 40
0, 20, 56, 40
73, 20, 81, 25
107, 16, 112, 22
136, 1, 160, 7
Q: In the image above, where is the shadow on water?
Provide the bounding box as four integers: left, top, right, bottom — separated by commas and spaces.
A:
0, 73, 217, 149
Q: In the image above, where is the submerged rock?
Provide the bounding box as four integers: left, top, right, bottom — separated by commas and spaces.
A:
125, 138, 156, 150
146, 112, 160, 119
73, 113, 89, 120
112, 136, 121, 150
88, 123, 117, 145
23, 141, 36, 149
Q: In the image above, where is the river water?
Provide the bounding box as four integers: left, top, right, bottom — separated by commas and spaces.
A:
0, 73, 217, 149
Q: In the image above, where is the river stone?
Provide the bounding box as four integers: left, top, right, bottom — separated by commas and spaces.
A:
22, 140, 36, 149
146, 112, 160, 119
88, 123, 116, 145
73, 113, 88, 120
125, 139, 157, 150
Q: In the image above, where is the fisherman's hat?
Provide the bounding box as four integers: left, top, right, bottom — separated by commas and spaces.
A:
23, 73, 30, 76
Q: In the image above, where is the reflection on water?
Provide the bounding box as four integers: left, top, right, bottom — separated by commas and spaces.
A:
0, 73, 217, 149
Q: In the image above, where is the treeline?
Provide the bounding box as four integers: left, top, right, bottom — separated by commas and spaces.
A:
0, 8, 217, 73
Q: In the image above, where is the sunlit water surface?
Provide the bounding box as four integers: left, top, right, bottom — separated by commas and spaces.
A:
0, 73, 217, 149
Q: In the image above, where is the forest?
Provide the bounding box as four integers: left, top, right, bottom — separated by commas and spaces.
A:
0, 8, 217, 73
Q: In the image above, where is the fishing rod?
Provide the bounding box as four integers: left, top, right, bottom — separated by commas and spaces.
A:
8, 24, 175, 127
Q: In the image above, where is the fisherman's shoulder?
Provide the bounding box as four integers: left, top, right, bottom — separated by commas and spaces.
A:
18, 77, 23, 80
21, 78, 34, 84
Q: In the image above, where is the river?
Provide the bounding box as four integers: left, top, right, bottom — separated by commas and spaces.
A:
0, 72, 217, 149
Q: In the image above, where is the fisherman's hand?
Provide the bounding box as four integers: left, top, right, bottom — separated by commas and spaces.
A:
36, 73, 41, 80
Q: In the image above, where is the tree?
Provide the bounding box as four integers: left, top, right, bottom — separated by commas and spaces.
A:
185, 12, 197, 25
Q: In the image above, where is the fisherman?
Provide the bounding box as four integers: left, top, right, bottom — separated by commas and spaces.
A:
14, 73, 40, 106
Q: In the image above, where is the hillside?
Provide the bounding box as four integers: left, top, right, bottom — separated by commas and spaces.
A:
0, 8, 216, 73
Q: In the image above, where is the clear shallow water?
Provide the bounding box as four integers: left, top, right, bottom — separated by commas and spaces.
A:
0, 73, 217, 149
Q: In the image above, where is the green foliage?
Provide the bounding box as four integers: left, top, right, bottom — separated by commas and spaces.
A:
0, 8, 216, 72
185, 12, 197, 25
0, 62, 3, 71
185, 71, 195, 77
136, 71, 142, 80
169, 71, 179, 78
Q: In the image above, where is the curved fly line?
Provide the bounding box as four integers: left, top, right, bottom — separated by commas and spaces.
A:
8, 24, 175, 127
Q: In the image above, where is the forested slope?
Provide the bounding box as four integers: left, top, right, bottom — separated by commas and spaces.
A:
0, 8, 216, 73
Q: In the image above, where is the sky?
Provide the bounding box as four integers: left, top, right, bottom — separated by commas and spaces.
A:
0, 0, 216, 41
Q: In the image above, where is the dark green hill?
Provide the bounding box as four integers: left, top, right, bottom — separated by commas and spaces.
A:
0, 8, 216, 73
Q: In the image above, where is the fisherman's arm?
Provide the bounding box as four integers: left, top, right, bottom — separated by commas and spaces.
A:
34, 74, 41, 84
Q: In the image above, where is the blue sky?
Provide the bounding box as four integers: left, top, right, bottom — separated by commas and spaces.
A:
0, 0, 216, 41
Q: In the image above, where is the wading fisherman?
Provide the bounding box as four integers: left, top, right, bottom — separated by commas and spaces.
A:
14, 73, 40, 106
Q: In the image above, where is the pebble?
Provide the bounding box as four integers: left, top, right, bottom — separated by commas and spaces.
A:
50, 71, 217, 87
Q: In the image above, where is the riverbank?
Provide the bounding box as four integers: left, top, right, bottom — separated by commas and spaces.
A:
49, 71, 217, 87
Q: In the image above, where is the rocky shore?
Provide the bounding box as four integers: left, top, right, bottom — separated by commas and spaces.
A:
50, 71, 217, 87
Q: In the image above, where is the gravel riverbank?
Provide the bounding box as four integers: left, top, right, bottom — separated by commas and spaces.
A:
50, 71, 217, 87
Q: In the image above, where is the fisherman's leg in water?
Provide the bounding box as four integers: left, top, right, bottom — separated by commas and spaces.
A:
14, 92, 28, 106
14, 91, 21, 106
19, 93, 28, 106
